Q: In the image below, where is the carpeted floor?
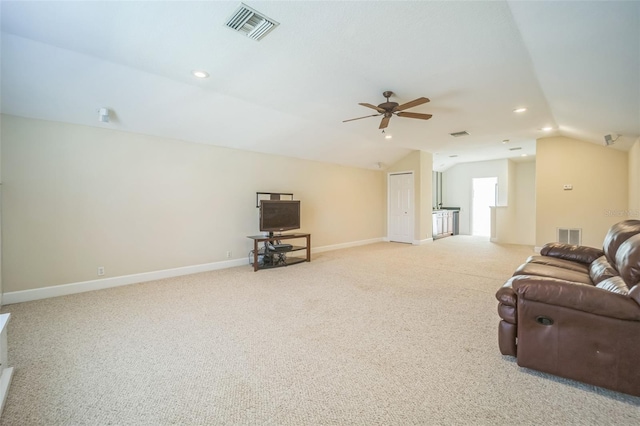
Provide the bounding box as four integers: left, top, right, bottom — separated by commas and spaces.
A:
1, 236, 639, 425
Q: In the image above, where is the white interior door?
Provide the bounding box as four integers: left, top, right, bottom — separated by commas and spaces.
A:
388, 172, 414, 243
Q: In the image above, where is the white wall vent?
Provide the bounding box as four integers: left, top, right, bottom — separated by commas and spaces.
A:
557, 228, 582, 245
225, 3, 279, 41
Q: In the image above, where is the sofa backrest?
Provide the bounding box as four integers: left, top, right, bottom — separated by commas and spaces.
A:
616, 233, 640, 288
603, 220, 640, 265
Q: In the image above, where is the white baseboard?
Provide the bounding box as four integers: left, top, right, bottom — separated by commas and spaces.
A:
413, 238, 434, 245
3, 237, 384, 304
2, 258, 247, 305
312, 237, 383, 254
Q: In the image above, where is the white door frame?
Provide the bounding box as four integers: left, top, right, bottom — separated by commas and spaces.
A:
387, 171, 415, 244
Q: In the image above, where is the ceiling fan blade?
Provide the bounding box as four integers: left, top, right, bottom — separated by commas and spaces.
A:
396, 111, 433, 120
343, 113, 381, 123
359, 103, 386, 113
379, 115, 391, 129
395, 97, 430, 111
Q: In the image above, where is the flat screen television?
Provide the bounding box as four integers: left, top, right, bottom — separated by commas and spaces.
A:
260, 200, 300, 236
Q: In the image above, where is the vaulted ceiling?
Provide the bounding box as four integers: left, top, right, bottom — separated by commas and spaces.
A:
1, 1, 638, 171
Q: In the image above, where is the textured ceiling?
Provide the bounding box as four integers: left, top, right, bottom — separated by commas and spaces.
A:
1, 1, 638, 171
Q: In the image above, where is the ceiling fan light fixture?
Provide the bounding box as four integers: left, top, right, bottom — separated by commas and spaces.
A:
385, 134, 392, 139
343, 91, 432, 130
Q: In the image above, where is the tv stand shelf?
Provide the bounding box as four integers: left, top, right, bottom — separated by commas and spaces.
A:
247, 233, 311, 272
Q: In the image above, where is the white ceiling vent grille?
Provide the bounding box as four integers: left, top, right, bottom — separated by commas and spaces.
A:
450, 131, 470, 137
225, 4, 279, 41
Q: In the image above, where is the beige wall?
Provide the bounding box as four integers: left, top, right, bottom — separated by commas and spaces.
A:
443, 158, 535, 244
513, 161, 536, 244
536, 136, 628, 248
630, 139, 640, 215
442, 159, 510, 235
385, 150, 433, 242
418, 151, 434, 241
492, 160, 536, 245
1, 115, 385, 292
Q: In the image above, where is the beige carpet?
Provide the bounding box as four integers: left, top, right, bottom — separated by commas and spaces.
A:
1, 236, 639, 425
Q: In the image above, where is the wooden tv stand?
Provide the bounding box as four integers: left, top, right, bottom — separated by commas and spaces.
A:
247, 233, 311, 272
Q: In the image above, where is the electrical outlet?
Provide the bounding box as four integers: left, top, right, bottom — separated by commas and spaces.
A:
97, 266, 105, 276
226, 251, 232, 258
563, 184, 573, 190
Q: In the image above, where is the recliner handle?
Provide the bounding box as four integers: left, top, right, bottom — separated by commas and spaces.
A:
535, 316, 554, 326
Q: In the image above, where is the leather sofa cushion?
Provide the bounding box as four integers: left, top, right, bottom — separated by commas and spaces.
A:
589, 255, 618, 285
603, 219, 640, 266
527, 255, 589, 274
514, 263, 593, 285
616, 233, 640, 288
595, 276, 629, 295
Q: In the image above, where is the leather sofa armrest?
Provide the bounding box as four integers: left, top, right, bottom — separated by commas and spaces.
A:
513, 276, 640, 321
496, 277, 517, 307
540, 242, 604, 265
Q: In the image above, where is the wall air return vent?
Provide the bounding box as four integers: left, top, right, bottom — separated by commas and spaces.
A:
557, 228, 581, 245
225, 3, 279, 41
449, 131, 470, 137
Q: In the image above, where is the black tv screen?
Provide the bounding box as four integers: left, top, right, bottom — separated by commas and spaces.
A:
260, 200, 300, 234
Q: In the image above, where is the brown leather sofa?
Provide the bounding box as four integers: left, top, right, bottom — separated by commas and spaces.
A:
496, 220, 640, 396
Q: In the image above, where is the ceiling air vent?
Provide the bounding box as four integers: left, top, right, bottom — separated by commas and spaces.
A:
449, 131, 469, 137
225, 3, 279, 41
509, 147, 522, 151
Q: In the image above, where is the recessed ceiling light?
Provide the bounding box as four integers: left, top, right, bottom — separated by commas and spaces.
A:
513, 108, 527, 113
521, 154, 528, 157
385, 134, 392, 140
192, 70, 210, 79
502, 139, 509, 144
541, 126, 553, 131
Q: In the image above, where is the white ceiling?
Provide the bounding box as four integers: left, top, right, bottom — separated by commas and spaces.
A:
1, 1, 638, 171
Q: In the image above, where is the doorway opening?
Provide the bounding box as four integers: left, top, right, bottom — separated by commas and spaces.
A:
471, 177, 497, 236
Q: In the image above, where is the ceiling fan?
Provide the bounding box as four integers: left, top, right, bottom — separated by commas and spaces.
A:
343, 91, 432, 130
